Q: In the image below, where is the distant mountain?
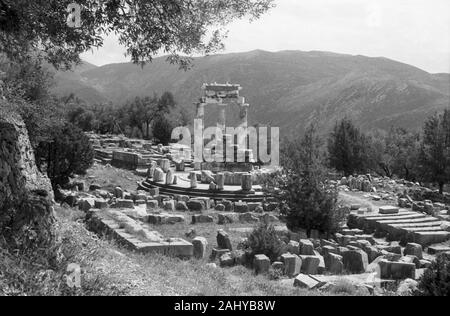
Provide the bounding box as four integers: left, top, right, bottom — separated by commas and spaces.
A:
52, 50, 450, 135
49, 61, 109, 104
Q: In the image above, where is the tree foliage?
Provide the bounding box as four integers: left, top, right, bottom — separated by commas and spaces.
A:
367, 127, 421, 180
66, 91, 179, 142
245, 222, 284, 262
0, 0, 274, 69
35, 122, 94, 188
267, 124, 340, 237
327, 118, 369, 176
416, 254, 450, 296
418, 109, 450, 194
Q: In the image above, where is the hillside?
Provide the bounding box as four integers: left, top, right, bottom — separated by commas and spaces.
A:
53, 50, 450, 135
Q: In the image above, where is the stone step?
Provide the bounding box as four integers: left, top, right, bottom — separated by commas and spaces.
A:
402, 226, 447, 233
364, 213, 427, 222
139, 180, 267, 202
356, 210, 417, 219
411, 231, 450, 246
378, 217, 440, 225
389, 222, 443, 229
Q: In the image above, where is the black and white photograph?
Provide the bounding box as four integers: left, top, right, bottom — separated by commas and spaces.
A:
0, 0, 449, 301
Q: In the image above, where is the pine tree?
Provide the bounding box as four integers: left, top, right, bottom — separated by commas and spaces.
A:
269, 124, 340, 238
327, 118, 368, 176
418, 109, 450, 194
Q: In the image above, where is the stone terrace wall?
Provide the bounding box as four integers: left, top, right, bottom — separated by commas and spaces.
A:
0, 104, 55, 250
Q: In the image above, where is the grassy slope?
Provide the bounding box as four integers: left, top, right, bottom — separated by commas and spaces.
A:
0, 206, 322, 296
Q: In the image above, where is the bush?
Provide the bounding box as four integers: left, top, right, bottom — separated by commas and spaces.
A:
416, 254, 450, 296
35, 122, 94, 188
245, 222, 284, 263
152, 114, 174, 145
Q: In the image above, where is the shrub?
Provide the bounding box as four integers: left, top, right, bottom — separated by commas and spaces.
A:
35, 122, 94, 188
416, 253, 450, 296
152, 114, 174, 145
245, 222, 284, 263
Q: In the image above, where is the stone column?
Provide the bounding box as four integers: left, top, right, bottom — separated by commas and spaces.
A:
241, 174, 253, 191
153, 168, 165, 182
190, 172, 198, 189
239, 104, 249, 127
160, 159, 170, 173
218, 104, 227, 131
166, 169, 174, 185
196, 102, 205, 119
216, 173, 225, 191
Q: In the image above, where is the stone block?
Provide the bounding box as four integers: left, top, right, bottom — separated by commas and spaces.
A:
192, 214, 214, 224
187, 200, 205, 212
281, 253, 302, 277
115, 199, 135, 209
239, 212, 259, 223
218, 213, 240, 225
254, 254, 270, 275
175, 201, 188, 212
299, 239, 315, 255
192, 237, 208, 260
325, 253, 344, 274
300, 255, 320, 275
287, 240, 300, 255
379, 206, 399, 215
234, 202, 249, 213
343, 250, 369, 274
404, 243, 423, 259
379, 260, 416, 280
217, 230, 232, 251
294, 274, 324, 290
220, 253, 235, 267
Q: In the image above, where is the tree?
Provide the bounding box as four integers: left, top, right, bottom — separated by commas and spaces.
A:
152, 114, 174, 145
36, 122, 94, 188
327, 118, 369, 176
366, 127, 421, 180
418, 109, 450, 194
1, 0, 274, 69
416, 254, 450, 296
267, 124, 340, 238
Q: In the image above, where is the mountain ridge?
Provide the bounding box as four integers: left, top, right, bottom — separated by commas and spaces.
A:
51, 50, 450, 135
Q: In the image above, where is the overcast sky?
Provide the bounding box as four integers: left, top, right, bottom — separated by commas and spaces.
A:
81, 0, 450, 74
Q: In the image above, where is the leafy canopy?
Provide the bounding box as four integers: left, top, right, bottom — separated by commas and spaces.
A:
0, 0, 274, 69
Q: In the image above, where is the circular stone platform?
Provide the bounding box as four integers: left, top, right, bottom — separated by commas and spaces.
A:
139, 170, 268, 202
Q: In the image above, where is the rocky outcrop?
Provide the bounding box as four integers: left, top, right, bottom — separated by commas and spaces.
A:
0, 105, 55, 250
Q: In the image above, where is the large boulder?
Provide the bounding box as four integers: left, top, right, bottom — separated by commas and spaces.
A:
0, 109, 55, 250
